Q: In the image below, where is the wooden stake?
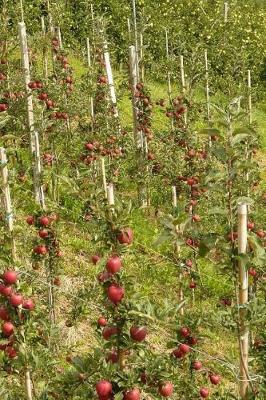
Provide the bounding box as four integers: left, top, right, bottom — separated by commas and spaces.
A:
131, 0, 139, 79
127, 18, 132, 39
86, 37, 94, 121
0, 148, 16, 260
180, 55, 185, 94
25, 369, 33, 400
204, 49, 211, 122
19, 22, 45, 207
101, 158, 107, 198
180, 55, 187, 125
20, 0, 24, 22
140, 32, 144, 82
129, 46, 142, 149
86, 37, 92, 68
247, 70, 252, 125
179, 272, 184, 316
103, 41, 119, 118
172, 186, 177, 208
33, 132, 45, 209
237, 203, 249, 399
107, 183, 115, 206
165, 29, 172, 103
224, 2, 229, 23
41, 16, 48, 81
18, 22, 35, 154
47, 0, 54, 33
57, 26, 63, 49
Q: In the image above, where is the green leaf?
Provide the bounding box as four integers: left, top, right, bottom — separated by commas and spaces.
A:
154, 231, 172, 246
231, 134, 249, 146
232, 127, 253, 136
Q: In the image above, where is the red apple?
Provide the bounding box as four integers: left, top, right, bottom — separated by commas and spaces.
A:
210, 375, 221, 385
10, 294, 23, 307
117, 228, 133, 245
85, 143, 94, 151
159, 382, 173, 397
192, 360, 202, 370
187, 178, 195, 186
247, 221, 255, 230
39, 229, 49, 239
106, 256, 122, 274
102, 326, 118, 340
95, 380, 112, 397
123, 388, 141, 400
256, 229, 265, 239
2, 321, 14, 337
0, 307, 10, 321
98, 317, 107, 327
2, 271, 17, 285
106, 350, 118, 364
179, 327, 190, 338
38, 92, 48, 101
189, 281, 197, 289
179, 343, 191, 354
91, 255, 100, 265
172, 348, 184, 359
54, 277, 61, 286
185, 259, 193, 268
248, 268, 257, 277
39, 216, 50, 226
130, 326, 147, 342
199, 388, 209, 398
0, 285, 12, 297
23, 299, 35, 310
192, 214, 201, 222
34, 245, 48, 255
107, 284, 124, 305
5, 346, 17, 358
26, 215, 34, 225
188, 336, 198, 345
97, 271, 112, 283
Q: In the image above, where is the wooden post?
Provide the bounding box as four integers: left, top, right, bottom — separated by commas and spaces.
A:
25, 368, 33, 400
86, 37, 94, 122
47, 0, 54, 33
20, 0, 24, 22
224, 2, 229, 23
107, 183, 115, 206
172, 186, 177, 208
129, 46, 142, 149
180, 55, 185, 94
131, 0, 139, 79
165, 29, 172, 104
103, 41, 119, 118
237, 203, 249, 399
57, 26, 63, 49
18, 22, 36, 154
101, 158, 108, 198
204, 49, 211, 123
41, 16, 48, 81
180, 55, 187, 125
127, 18, 132, 40
179, 273, 184, 316
140, 32, 144, 82
33, 132, 45, 209
0, 148, 16, 260
247, 70, 252, 125
19, 22, 45, 207
86, 37, 92, 68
